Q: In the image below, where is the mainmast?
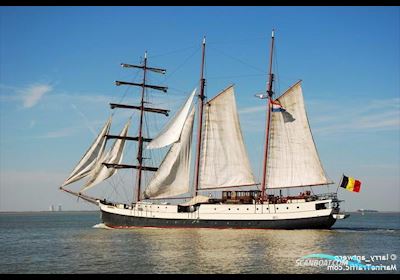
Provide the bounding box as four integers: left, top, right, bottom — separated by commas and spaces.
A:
193, 36, 206, 196
112, 52, 169, 203
261, 29, 275, 201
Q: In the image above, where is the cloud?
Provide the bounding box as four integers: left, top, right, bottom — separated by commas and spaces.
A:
21, 84, 53, 108
238, 105, 265, 115
311, 98, 400, 134
71, 104, 97, 136
37, 126, 79, 139
29, 120, 36, 129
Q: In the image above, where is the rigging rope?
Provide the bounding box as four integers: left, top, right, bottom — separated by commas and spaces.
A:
208, 45, 266, 74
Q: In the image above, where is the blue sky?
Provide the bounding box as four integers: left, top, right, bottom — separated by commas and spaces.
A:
0, 6, 399, 212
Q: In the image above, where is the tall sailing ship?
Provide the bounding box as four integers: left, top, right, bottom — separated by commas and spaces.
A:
60, 31, 347, 229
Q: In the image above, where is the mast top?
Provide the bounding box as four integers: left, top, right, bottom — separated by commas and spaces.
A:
271, 29, 275, 38
144, 51, 147, 59
203, 36, 206, 45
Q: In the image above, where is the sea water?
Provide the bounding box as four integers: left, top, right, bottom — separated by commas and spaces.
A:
0, 211, 398, 273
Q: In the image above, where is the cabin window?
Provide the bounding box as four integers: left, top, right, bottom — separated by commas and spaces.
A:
214, 208, 216, 211
315, 203, 328, 210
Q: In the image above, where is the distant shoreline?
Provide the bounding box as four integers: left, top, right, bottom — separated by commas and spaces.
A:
0, 210, 100, 214
0, 210, 399, 214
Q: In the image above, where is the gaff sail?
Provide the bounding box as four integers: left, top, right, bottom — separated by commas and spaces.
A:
266, 81, 332, 189
199, 86, 256, 189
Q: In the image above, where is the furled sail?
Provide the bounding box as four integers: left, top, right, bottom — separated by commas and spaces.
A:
143, 108, 195, 199
61, 117, 112, 187
266, 81, 332, 189
146, 88, 196, 149
199, 86, 256, 189
80, 119, 131, 192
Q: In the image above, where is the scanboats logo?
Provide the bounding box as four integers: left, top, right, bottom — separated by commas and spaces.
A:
296, 253, 397, 272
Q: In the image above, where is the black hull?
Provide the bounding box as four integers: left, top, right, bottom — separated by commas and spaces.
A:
101, 210, 336, 230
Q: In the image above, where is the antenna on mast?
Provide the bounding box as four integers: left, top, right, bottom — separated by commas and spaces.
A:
194, 35, 207, 197
260, 29, 276, 201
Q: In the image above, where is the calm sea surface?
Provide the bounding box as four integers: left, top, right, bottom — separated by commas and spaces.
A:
0, 211, 398, 274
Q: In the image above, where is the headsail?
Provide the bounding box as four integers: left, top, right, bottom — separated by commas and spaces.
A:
146, 88, 196, 149
199, 86, 256, 189
266, 81, 332, 189
80, 119, 131, 192
61, 117, 112, 187
143, 108, 195, 199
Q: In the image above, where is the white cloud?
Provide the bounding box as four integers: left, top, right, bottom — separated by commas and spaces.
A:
238, 105, 265, 115
37, 126, 79, 139
29, 120, 36, 128
311, 98, 400, 134
21, 84, 53, 108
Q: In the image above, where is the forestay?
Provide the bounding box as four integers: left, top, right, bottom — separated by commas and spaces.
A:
81, 119, 131, 192
143, 108, 195, 199
146, 88, 196, 149
266, 81, 331, 189
199, 86, 256, 189
61, 117, 112, 187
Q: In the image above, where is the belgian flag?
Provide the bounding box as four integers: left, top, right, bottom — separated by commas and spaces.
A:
339, 175, 361, 192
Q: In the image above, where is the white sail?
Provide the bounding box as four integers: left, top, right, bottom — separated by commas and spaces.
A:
146, 88, 196, 149
80, 119, 130, 192
266, 81, 331, 189
199, 86, 256, 189
61, 117, 111, 186
143, 108, 195, 199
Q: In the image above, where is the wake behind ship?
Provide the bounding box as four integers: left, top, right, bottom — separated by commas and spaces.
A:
60, 30, 347, 229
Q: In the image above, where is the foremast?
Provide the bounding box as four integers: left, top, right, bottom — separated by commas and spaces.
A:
261, 29, 275, 201
114, 52, 168, 202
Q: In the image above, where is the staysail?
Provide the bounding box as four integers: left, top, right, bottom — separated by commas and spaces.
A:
146, 88, 196, 149
144, 108, 195, 199
80, 119, 131, 192
266, 81, 332, 189
61, 117, 112, 186
199, 86, 256, 189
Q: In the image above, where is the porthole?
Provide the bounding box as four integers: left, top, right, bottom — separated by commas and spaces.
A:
228, 208, 231, 210
237, 208, 239, 210
257, 208, 259, 210
246, 208, 249, 211
214, 208, 216, 210
276, 207, 279, 210
297, 206, 299, 209
286, 207, 289, 210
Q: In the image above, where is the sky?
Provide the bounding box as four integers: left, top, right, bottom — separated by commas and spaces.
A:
0, 6, 399, 212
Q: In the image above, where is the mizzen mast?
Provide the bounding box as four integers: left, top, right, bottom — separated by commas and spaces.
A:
113, 51, 169, 202
193, 36, 206, 196
261, 29, 275, 201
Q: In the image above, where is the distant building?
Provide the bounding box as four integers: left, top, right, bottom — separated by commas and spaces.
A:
49, 205, 55, 212
58, 204, 62, 211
